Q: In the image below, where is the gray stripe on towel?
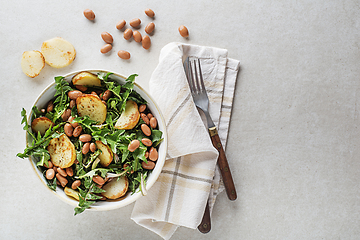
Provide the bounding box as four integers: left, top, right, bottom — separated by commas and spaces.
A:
161, 170, 213, 184
167, 93, 191, 126
164, 156, 181, 222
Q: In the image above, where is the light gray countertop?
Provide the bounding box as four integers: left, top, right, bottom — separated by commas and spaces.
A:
1, 1, 359, 239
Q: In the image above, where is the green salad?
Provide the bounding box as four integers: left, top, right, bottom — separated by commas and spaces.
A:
17, 72, 163, 215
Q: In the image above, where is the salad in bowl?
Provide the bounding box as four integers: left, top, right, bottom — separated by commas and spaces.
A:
17, 70, 167, 215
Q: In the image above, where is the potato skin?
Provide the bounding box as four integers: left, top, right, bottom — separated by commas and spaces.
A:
41, 37, 76, 68
64, 187, 80, 201
21, 50, 45, 78
76, 94, 107, 124
114, 100, 140, 130
95, 140, 113, 167
31, 117, 54, 135
72, 71, 101, 87
101, 176, 129, 199
47, 134, 76, 169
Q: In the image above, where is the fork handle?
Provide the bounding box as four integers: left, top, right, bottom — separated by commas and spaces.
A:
198, 201, 211, 233
209, 127, 237, 201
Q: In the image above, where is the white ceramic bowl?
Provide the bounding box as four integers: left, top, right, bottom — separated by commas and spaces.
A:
27, 69, 167, 211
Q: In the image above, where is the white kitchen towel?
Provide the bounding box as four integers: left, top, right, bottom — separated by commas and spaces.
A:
131, 42, 240, 239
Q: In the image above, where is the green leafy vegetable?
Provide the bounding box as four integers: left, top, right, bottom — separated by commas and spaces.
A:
52, 76, 72, 123
75, 184, 105, 215
17, 108, 64, 162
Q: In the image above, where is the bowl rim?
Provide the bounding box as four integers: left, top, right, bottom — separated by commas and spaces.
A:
26, 69, 168, 211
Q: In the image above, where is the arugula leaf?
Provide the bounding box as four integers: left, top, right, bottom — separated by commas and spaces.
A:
19, 108, 35, 140
107, 98, 120, 112
17, 121, 64, 160
97, 72, 113, 81
118, 74, 137, 113
31, 106, 43, 119
105, 111, 117, 130
128, 171, 144, 193
34, 148, 50, 167
101, 74, 139, 114
47, 177, 57, 191
52, 76, 72, 123
151, 129, 163, 147
77, 168, 110, 179
75, 184, 105, 215
128, 90, 147, 105
132, 146, 147, 164
104, 129, 126, 153
100, 73, 122, 100
72, 115, 99, 133
83, 150, 101, 169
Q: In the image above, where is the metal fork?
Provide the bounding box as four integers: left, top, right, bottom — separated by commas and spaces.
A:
186, 58, 215, 130
185, 57, 237, 200
184, 57, 237, 233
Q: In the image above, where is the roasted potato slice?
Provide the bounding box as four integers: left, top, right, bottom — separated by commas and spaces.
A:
95, 140, 113, 167
31, 117, 54, 135
64, 187, 80, 201
101, 176, 129, 199
41, 37, 76, 68
76, 94, 107, 124
72, 71, 101, 87
114, 100, 140, 130
47, 134, 76, 169
21, 50, 45, 78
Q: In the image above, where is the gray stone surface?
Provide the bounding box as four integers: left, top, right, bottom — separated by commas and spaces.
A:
1, 1, 359, 239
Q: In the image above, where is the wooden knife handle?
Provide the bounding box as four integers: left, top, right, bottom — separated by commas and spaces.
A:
209, 127, 237, 201
198, 201, 211, 233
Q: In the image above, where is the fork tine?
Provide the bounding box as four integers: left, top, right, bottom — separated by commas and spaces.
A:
187, 59, 196, 93
193, 60, 201, 93
185, 58, 191, 86
184, 57, 190, 83
197, 59, 206, 92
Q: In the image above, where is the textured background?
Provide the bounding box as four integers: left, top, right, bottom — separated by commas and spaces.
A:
1, 0, 359, 239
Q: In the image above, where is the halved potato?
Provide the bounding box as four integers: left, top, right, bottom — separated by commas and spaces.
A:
101, 176, 129, 199
72, 71, 101, 87
31, 117, 54, 135
41, 37, 76, 68
76, 94, 107, 124
114, 100, 140, 130
64, 187, 80, 201
47, 134, 76, 168
95, 140, 113, 167
21, 50, 45, 78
